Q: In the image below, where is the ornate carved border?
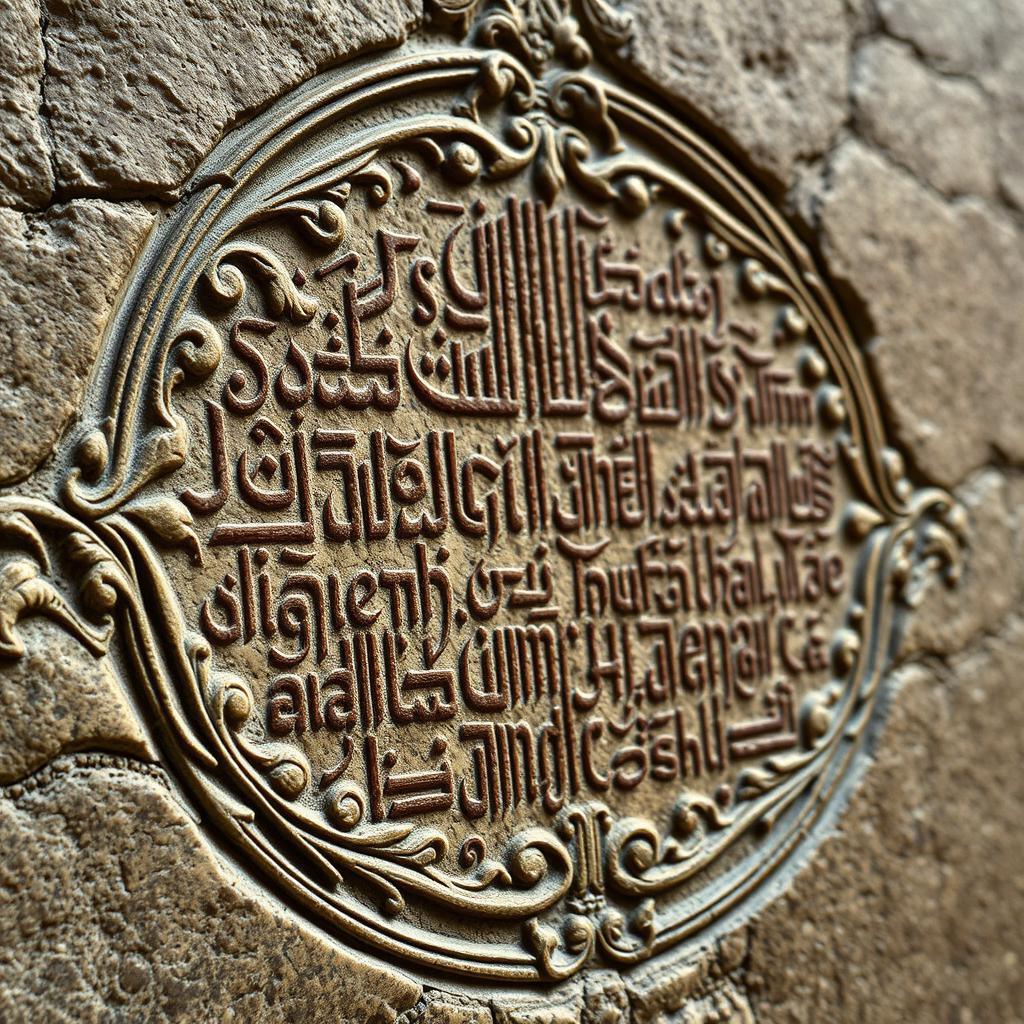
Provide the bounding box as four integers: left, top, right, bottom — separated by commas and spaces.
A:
0, 0, 965, 981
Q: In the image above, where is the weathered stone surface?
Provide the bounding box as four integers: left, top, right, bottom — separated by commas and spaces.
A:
582, 972, 630, 1024
852, 39, 997, 198
747, 621, 1024, 1022
493, 998, 581, 1024
875, 0, 999, 76
43, 0, 420, 198
623, 0, 853, 188
0, 758, 421, 1024
0, 199, 153, 484
418, 995, 492, 1024
626, 934, 752, 1024
902, 469, 1024, 661
0, 623, 151, 785
987, 0, 1024, 212
814, 140, 1024, 486
873, 0, 1024, 213
0, 0, 1020, 1020
0, 0, 54, 208
997, 107, 1024, 211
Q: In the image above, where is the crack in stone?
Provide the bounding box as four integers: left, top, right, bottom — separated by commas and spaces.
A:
35, 0, 60, 204
16, 0, 1023, 241
874, 16, 995, 96
0, 750, 169, 803
841, 31, 1023, 226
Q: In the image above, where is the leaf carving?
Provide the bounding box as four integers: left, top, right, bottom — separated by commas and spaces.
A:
202, 242, 318, 323
123, 497, 203, 564
524, 914, 594, 979
0, 558, 111, 658
0, 512, 50, 572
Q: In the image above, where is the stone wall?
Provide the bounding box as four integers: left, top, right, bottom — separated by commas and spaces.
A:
0, 0, 1021, 1020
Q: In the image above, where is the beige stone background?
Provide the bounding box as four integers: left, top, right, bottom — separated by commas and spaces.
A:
0, 0, 1022, 1020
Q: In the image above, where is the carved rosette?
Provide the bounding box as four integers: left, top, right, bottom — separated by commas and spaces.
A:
0, 0, 965, 983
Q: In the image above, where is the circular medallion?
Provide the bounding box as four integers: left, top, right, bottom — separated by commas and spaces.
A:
0, 0, 965, 984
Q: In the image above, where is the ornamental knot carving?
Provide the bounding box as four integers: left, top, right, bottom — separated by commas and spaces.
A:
431, 0, 641, 206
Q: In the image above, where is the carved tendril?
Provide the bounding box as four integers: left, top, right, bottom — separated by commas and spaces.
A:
0, 504, 134, 660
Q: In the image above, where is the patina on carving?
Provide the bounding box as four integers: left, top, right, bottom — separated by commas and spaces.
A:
0, 0, 965, 983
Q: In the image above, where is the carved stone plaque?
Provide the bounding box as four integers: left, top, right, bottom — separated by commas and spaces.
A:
0, 0, 964, 985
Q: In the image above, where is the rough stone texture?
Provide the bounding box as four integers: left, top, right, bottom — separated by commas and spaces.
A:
0, 0, 54, 208
582, 972, 630, 1024
626, 934, 753, 1024
874, 0, 1024, 213
813, 140, 1024, 487
621, 0, 853, 189
852, 39, 997, 198
987, 0, 1024, 212
876, 0, 999, 76
43, 0, 421, 199
418, 996, 494, 1024
901, 469, 1024, 661
997, 106, 1024, 212
748, 622, 1024, 1022
0, 623, 151, 785
0, 758, 421, 1024
0, 0, 1021, 1020
492, 1000, 580, 1024
0, 199, 154, 484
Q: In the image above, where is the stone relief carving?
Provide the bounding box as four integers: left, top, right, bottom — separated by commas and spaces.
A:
0, 0, 965, 987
